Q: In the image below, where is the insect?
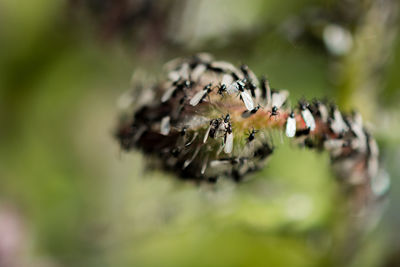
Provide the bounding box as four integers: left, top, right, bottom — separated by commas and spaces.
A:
240, 64, 257, 82
209, 119, 221, 139
269, 89, 289, 118
223, 113, 230, 124
190, 63, 207, 81
243, 78, 257, 97
168, 71, 181, 82
329, 106, 349, 134
203, 118, 221, 143
189, 53, 214, 67
160, 116, 171, 136
285, 111, 296, 138
242, 104, 262, 118
246, 128, 258, 143
242, 104, 261, 118
227, 80, 255, 111
168, 62, 190, 82
161, 79, 191, 103
251, 104, 261, 114
346, 112, 367, 153
221, 74, 234, 87
208, 61, 244, 80
323, 139, 349, 158
190, 83, 213, 106
217, 84, 227, 96
224, 123, 234, 154
161, 84, 178, 103
295, 127, 311, 137
260, 76, 272, 110
313, 100, 329, 123
240, 65, 258, 97
299, 102, 316, 131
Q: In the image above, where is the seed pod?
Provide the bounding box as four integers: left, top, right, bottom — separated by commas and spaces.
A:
115, 54, 385, 212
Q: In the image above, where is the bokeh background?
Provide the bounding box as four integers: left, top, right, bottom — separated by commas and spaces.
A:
1, 0, 400, 266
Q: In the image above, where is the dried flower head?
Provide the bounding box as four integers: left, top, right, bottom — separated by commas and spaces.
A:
116, 53, 388, 207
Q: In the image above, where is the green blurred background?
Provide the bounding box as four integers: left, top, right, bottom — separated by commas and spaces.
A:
1, 0, 400, 266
